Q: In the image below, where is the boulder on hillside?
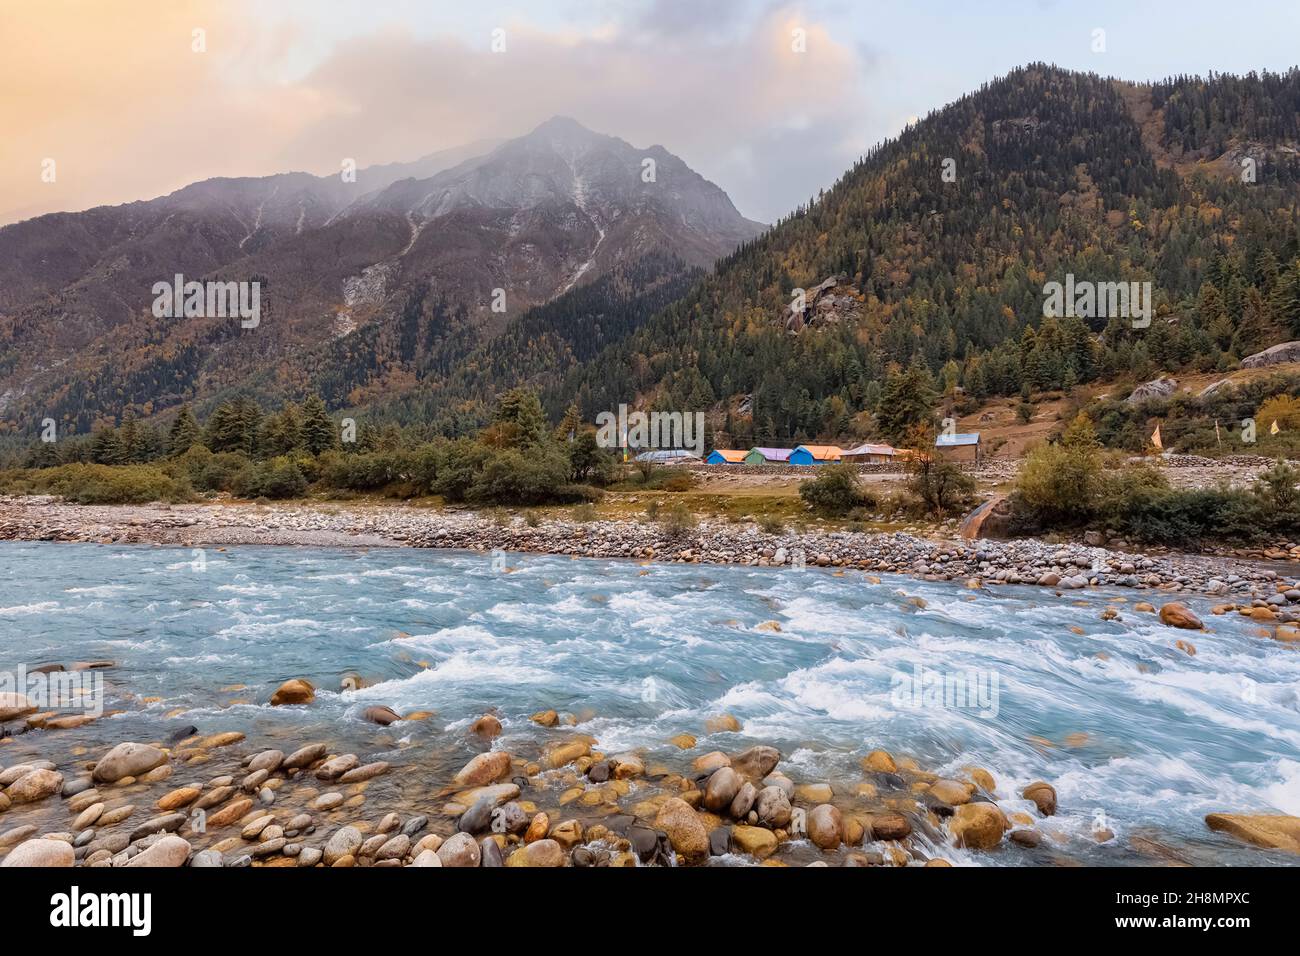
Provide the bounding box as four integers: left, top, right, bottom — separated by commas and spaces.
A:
1241, 341, 1300, 369
1126, 376, 1178, 404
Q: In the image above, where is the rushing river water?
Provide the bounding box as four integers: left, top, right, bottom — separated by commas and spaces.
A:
2, 540, 1298, 865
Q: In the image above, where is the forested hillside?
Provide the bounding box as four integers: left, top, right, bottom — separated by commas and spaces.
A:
557, 65, 1300, 446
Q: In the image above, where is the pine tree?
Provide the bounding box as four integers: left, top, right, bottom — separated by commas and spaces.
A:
300, 395, 336, 457
168, 405, 201, 457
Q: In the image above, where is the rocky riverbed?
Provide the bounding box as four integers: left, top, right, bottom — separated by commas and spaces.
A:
4, 688, 1296, 868
1, 495, 1298, 605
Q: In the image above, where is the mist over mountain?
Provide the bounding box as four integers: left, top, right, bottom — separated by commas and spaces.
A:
0, 119, 762, 434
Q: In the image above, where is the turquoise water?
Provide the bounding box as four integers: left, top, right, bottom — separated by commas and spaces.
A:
2, 540, 1298, 865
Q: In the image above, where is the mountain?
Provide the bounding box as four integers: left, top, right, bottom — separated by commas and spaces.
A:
555, 65, 1300, 447
0, 119, 761, 435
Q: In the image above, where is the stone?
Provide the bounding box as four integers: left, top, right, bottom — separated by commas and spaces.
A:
866, 812, 912, 841
453, 751, 512, 787
5, 768, 63, 803
807, 804, 843, 850
1159, 603, 1204, 630
730, 745, 780, 780
93, 742, 167, 783
544, 740, 590, 769
669, 733, 696, 749
479, 838, 504, 867
691, 751, 731, 773
246, 750, 284, 773
270, 678, 315, 706
1126, 375, 1178, 403
524, 812, 550, 843
207, 798, 254, 828
548, 820, 583, 848
323, 826, 362, 866
282, 743, 328, 770
928, 779, 974, 806
410, 849, 442, 867
530, 710, 559, 727
732, 824, 778, 858
190, 849, 224, 868
125, 835, 191, 867
654, 797, 709, 862
703, 767, 741, 811
755, 786, 792, 828
1204, 813, 1300, 854
156, 786, 201, 811
705, 714, 742, 733
298, 847, 323, 867
436, 832, 481, 867
1, 839, 75, 867
610, 753, 645, 779
862, 749, 897, 773
507, 838, 565, 867
338, 761, 389, 783
314, 754, 358, 780
362, 705, 401, 726
949, 803, 1009, 849
1241, 340, 1300, 369
0, 693, 38, 723
1022, 781, 1057, 816
470, 714, 502, 737
729, 781, 758, 819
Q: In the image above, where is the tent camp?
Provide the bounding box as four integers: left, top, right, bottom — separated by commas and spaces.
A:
705, 449, 748, 464
789, 444, 843, 465
842, 442, 900, 464
744, 447, 793, 464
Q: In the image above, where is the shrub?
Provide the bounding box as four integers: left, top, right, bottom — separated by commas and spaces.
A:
1011, 414, 1104, 526
660, 500, 697, 535
234, 457, 308, 499
571, 502, 598, 522
757, 514, 784, 534
0, 463, 192, 504
799, 464, 870, 515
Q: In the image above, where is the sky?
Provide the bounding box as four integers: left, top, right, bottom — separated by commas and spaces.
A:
3, 0, 1298, 226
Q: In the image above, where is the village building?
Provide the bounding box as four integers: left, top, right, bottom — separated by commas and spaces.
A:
841, 442, 900, 464
934, 432, 981, 464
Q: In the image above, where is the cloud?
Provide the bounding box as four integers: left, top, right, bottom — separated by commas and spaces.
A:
0, 1, 880, 225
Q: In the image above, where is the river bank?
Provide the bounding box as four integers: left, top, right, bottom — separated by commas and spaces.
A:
2, 494, 1298, 605
3, 541, 1299, 869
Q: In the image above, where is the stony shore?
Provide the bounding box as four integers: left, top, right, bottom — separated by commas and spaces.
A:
2, 495, 1299, 606
4, 689, 1296, 868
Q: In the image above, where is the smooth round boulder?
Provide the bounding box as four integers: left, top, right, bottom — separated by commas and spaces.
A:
126, 835, 192, 868
270, 679, 315, 706
1022, 781, 1057, 816
755, 785, 792, 828
322, 826, 362, 866
6, 769, 64, 803
436, 832, 481, 867
93, 742, 167, 783
506, 838, 565, 867
361, 705, 401, 726
452, 751, 512, 787
653, 797, 709, 862
703, 766, 741, 812
807, 804, 843, 850
949, 803, 1009, 850
1159, 603, 1204, 630
1, 839, 75, 868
